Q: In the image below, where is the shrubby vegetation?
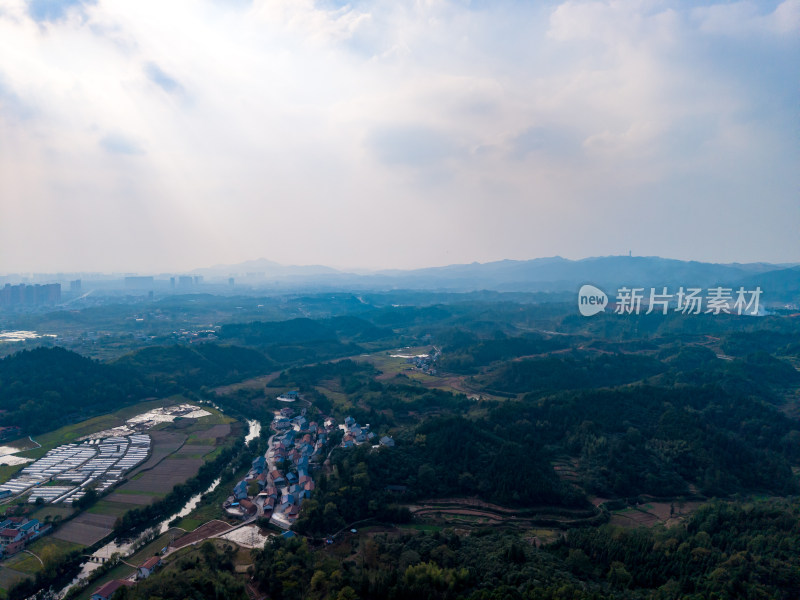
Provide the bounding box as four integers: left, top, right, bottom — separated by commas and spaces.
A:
256, 498, 800, 599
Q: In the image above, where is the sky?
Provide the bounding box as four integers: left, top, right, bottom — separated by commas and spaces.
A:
0, 0, 798, 273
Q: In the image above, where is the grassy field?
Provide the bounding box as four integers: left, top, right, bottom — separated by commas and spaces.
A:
188, 405, 236, 427
174, 517, 203, 531
29, 504, 75, 522
212, 372, 281, 397
356, 347, 432, 374
87, 500, 140, 517
127, 528, 183, 565
28, 536, 83, 555
2, 537, 82, 576
3, 553, 42, 575
18, 415, 123, 460
0, 464, 25, 487
201, 447, 224, 461
353, 347, 504, 401
314, 385, 352, 410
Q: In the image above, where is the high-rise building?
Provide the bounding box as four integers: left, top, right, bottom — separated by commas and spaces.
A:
0, 283, 61, 308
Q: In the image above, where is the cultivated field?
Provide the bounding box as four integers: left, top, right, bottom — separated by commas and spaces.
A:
126, 430, 186, 477
104, 492, 161, 506
0, 400, 241, 598
0, 567, 28, 596
122, 458, 204, 494
409, 497, 603, 529
52, 512, 118, 546
170, 519, 231, 549
609, 501, 703, 529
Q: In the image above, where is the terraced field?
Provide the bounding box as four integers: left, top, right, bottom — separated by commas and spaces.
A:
409, 497, 605, 529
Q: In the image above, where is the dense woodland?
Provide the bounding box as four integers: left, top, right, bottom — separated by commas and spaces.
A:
114, 343, 274, 392
1, 294, 799, 599
0, 347, 151, 434
254, 498, 800, 600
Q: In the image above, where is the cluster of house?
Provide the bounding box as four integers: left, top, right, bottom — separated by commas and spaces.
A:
221, 403, 395, 529
276, 390, 300, 403
223, 406, 333, 528
0, 516, 48, 557
340, 416, 394, 449
89, 556, 163, 599
407, 348, 440, 375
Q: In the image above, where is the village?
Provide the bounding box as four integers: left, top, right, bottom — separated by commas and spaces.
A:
0, 396, 397, 597
222, 391, 394, 529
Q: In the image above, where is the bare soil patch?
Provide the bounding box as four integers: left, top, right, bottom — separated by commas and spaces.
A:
175, 444, 215, 457
121, 458, 203, 494
610, 501, 704, 529
127, 431, 187, 478
74, 513, 117, 528
52, 518, 112, 546
610, 509, 660, 528
171, 520, 231, 549
199, 424, 231, 439
0, 566, 29, 590
105, 492, 159, 506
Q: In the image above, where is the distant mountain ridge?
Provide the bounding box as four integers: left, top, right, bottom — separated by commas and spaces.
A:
190, 255, 799, 300
192, 257, 339, 278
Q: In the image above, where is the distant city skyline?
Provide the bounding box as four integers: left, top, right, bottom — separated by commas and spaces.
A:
1, 0, 798, 273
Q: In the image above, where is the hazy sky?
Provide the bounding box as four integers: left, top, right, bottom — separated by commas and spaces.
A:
1, 0, 798, 273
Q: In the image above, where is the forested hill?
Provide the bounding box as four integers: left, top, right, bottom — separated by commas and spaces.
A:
0, 347, 151, 434
113, 343, 274, 392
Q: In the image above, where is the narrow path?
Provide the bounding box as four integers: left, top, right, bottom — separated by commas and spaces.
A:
327, 518, 376, 540
22, 550, 43, 567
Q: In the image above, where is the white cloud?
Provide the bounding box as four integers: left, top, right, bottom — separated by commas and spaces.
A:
0, 0, 797, 271
693, 0, 800, 36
